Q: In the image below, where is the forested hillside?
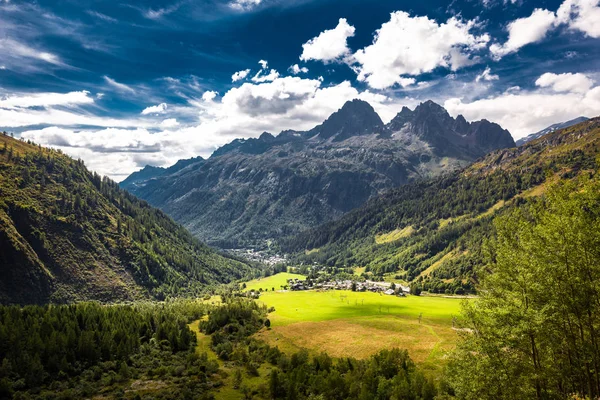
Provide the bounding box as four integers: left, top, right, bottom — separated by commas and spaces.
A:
285, 118, 600, 294
0, 134, 253, 304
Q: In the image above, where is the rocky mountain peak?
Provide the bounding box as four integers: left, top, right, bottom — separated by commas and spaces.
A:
259, 131, 275, 141
307, 99, 384, 141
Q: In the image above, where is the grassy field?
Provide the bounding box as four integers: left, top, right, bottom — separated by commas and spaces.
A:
251, 281, 464, 374
243, 272, 306, 292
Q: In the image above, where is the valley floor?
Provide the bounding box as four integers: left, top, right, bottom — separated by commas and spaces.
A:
254, 290, 462, 373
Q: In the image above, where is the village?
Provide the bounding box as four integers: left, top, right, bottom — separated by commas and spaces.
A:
249, 277, 411, 296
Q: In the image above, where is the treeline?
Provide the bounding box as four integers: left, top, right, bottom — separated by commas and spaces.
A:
0, 300, 218, 399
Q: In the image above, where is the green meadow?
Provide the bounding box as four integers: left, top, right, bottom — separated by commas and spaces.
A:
258, 289, 462, 325
243, 272, 306, 292
248, 274, 466, 374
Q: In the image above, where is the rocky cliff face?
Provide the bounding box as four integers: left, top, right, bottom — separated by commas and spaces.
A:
121, 100, 515, 248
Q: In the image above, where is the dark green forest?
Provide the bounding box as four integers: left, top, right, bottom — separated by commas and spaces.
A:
0, 300, 214, 399
0, 134, 254, 304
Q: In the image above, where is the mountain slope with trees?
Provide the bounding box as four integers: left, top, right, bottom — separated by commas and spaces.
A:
0, 134, 253, 305
284, 118, 600, 294
449, 176, 600, 399
121, 99, 515, 248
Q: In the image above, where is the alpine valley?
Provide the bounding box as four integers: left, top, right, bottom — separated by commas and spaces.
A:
3, 1, 600, 398
121, 100, 515, 247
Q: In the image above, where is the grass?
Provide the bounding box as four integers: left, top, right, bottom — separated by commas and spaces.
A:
253, 289, 464, 374
418, 250, 467, 278
375, 226, 415, 244
243, 272, 306, 292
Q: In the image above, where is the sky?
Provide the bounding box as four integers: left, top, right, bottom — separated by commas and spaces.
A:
1, 0, 600, 179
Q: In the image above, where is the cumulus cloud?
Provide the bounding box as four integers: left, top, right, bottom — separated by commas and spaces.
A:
535, 72, 594, 93
351, 12, 489, 89
288, 64, 309, 74
258, 60, 268, 69
17, 76, 411, 179
232, 69, 251, 82
251, 69, 280, 83
104, 76, 136, 94
160, 118, 179, 128
445, 72, 599, 138
490, 1, 600, 59
556, 0, 600, 38
475, 67, 499, 82
490, 8, 557, 59
300, 18, 355, 63
202, 91, 218, 102
141, 103, 167, 115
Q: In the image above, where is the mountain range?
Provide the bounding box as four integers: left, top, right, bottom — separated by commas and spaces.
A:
121, 99, 515, 248
284, 117, 600, 294
0, 134, 253, 304
515, 116, 589, 146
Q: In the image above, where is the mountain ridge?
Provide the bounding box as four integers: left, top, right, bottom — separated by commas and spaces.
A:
121, 99, 515, 248
284, 117, 600, 294
515, 116, 589, 146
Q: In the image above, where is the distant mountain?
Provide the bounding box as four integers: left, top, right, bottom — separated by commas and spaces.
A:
0, 135, 252, 304
121, 99, 515, 248
284, 117, 600, 294
516, 116, 589, 146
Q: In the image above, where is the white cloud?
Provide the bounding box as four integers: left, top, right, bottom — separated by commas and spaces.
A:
232, 69, 251, 82
0, 106, 149, 129
229, 0, 262, 11
556, 0, 600, 38
141, 103, 168, 115
289, 64, 309, 74
475, 67, 499, 82
490, 8, 557, 59
351, 12, 489, 89
17, 76, 411, 179
535, 72, 594, 93
0, 37, 65, 71
87, 10, 118, 23
251, 69, 280, 83
300, 18, 355, 63
0, 91, 94, 109
104, 76, 136, 94
202, 91, 218, 101
143, 2, 183, 19
258, 60, 268, 69
160, 118, 179, 128
445, 72, 599, 138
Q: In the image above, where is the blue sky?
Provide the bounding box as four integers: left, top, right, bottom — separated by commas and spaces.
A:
1, 0, 599, 179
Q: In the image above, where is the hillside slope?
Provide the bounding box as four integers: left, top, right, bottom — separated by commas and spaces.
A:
284, 118, 600, 294
0, 135, 252, 304
121, 100, 514, 248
